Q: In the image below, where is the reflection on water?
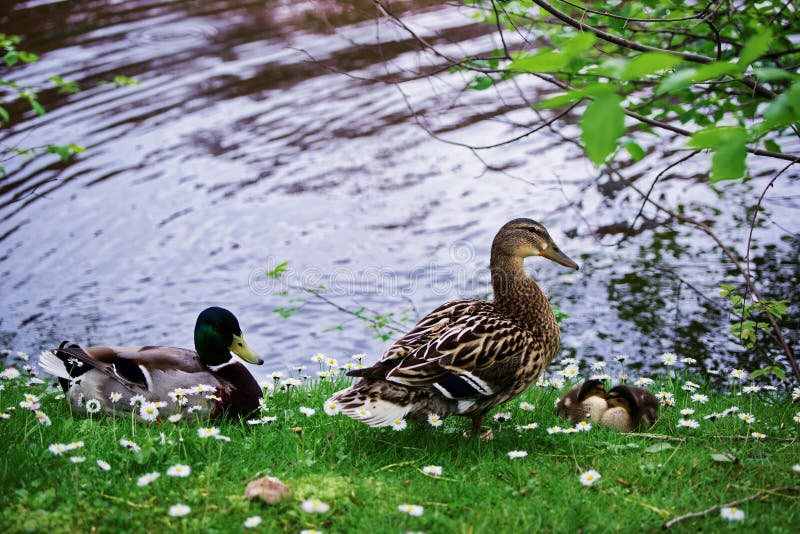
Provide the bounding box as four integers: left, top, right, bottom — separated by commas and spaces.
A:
1, 0, 797, 380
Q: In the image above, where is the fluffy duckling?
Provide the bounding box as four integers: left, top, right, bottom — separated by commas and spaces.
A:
39, 307, 264, 420
600, 385, 659, 431
555, 378, 607, 424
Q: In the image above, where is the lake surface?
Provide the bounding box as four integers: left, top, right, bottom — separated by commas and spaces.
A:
1, 0, 798, 381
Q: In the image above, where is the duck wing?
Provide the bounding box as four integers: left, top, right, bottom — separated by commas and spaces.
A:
48, 344, 201, 392
374, 301, 533, 399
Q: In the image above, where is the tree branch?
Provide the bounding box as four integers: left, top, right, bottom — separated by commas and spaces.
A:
529, 0, 776, 99
662, 486, 800, 529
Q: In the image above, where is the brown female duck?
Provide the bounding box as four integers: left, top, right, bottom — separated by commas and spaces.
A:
328, 218, 578, 435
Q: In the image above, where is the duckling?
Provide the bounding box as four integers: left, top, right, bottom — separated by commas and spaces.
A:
600, 385, 659, 431
555, 379, 607, 424
38, 307, 263, 420
327, 218, 579, 436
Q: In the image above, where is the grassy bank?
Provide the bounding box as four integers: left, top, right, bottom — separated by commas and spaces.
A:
1, 353, 799, 533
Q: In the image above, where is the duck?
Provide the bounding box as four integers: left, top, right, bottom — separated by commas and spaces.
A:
38, 307, 264, 420
599, 385, 659, 431
555, 378, 607, 424
327, 218, 579, 436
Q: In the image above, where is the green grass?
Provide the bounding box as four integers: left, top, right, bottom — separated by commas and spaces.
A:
1, 358, 799, 533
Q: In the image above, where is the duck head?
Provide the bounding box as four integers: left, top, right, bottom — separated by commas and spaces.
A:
194, 307, 263, 367
491, 218, 579, 270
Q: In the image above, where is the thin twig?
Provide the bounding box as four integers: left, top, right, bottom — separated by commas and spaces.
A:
624, 178, 800, 381
530, 0, 776, 99
662, 486, 800, 529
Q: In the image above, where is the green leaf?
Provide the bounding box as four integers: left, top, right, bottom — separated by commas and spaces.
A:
753, 67, 798, 82
535, 83, 616, 110
580, 93, 625, 165
688, 126, 747, 182
625, 141, 646, 161
645, 443, 672, 453
656, 68, 697, 95
691, 61, 740, 83
0, 105, 8, 122
509, 49, 569, 73
763, 139, 781, 153
265, 261, 290, 279
738, 31, 772, 67
562, 32, 596, 55
4, 50, 18, 67
710, 135, 747, 182
469, 76, 494, 91
18, 51, 38, 63
687, 126, 746, 149
620, 52, 682, 81
30, 99, 45, 116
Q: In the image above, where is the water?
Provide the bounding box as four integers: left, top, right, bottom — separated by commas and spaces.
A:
1, 0, 798, 381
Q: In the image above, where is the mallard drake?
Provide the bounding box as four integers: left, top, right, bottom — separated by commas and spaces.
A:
38, 307, 264, 420
555, 379, 607, 424
328, 218, 578, 435
599, 385, 659, 431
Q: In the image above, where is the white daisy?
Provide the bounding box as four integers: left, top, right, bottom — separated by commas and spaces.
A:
48, 443, 68, 455
547, 426, 562, 435
519, 401, 534, 411
397, 504, 424, 516
243, 516, 262, 528
390, 418, 407, 431
97, 460, 111, 471
427, 413, 443, 427
197, 427, 220, 438
301, 499, 330, 513
139, 402, 159, 422
729, 369, 748, 381
137, 472, 160, 486
119, 439, 141, 452
680, 408, 695, 416
422, 465, 442, 477
507, 450, 528, 459
35, 410, 51, 426
516, 423, 539, 431
575, 421, 592, 432
85, 399, 102, 414
70, 456, 85, 463
720, 506, 745, 521
677, 419, 699, 428
492, 412, 511, 422
579, 469, 601, 486
661, 352, 678, 366
634, 377, 654, 387
691, 393, 709, 404
751, 432, 767, 440
738, 413, 756, 424
166, 464, 191, 477
109, 392, 122, 403
168, 413, 182, 423
323, 400, 340, 416
299, 406, 315, 417
167, 504, 190, 517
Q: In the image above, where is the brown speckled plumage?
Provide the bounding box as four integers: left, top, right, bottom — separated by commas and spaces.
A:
328, 219, 578, 434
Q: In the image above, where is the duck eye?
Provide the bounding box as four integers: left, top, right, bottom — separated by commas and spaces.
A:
237, 342, 243, 347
